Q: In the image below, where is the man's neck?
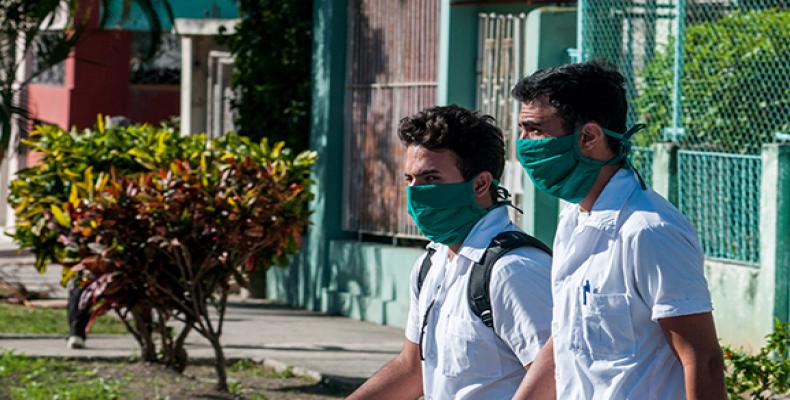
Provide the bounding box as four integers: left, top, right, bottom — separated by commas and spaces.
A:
578, 165, 621, 212
447, 243, 462, 261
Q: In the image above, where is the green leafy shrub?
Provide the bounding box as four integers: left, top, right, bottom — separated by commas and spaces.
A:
723, 319, 790, 399
633, 8, 790, 153
9, 118, 205, 273
9, 120, 316, 391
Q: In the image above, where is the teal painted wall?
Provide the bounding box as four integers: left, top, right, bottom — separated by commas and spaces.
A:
267, 0, 353, 310
102, 0, 239, 31
321, 241, 425, 327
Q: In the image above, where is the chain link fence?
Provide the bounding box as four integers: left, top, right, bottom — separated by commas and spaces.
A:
580, 0, 790, 265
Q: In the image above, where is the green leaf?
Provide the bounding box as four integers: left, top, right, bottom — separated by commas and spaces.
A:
50, 205, 70, 228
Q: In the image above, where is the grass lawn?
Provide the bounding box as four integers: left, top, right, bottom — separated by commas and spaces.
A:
0, 352, 350, 399
0, 302, 127, 335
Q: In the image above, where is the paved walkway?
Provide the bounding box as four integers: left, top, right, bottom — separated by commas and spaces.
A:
0, 300, 404, 388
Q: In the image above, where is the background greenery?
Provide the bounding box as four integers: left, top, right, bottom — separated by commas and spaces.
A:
219, 0, 313, 151
632, 8, 790, 153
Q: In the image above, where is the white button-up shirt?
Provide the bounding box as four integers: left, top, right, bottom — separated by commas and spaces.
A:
404, 206, 553, 400
552, 168, 714, 400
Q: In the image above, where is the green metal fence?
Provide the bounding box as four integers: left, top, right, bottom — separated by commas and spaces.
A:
678, 150, 762, 265
631, 146, 654, 187
579, 0, 789, 265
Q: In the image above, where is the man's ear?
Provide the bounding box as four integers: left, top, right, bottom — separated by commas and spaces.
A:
578, 122, 605, 154
473, 172, 493, 199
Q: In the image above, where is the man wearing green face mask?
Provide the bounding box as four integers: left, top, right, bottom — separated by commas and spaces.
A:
348, 105, 554, 400
510, 62, 726, 400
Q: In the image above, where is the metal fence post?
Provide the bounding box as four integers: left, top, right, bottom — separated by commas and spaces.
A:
759, 143, 790, 324
664, 0, 686, 141
576, 0, 584, 60
651, 142, 678, 205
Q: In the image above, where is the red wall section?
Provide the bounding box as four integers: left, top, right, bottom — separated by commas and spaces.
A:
68, 30, 132, 129
127, 84, 180, 124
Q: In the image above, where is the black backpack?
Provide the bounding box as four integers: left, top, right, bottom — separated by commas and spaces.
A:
416, 231, 552, 328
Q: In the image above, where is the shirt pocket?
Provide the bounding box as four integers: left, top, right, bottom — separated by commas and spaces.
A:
441, 315, 502, 378
580, 293, 636, 360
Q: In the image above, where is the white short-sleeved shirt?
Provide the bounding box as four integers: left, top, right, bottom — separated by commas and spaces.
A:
404, 206, 553, 400
552, 168, 714, 400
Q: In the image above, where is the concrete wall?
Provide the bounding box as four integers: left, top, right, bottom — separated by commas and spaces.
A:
705, 260, 765, 352
320, 241, 423, 327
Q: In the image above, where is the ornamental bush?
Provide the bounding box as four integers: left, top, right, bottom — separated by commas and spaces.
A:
633, 8, 790, 153
9, 120, 316, 391
9, 118, 205, 272
723, 320, 790, 400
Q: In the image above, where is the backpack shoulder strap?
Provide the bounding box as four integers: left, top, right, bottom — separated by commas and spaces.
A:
416, 247, 436, 295
468, 231, 552, 328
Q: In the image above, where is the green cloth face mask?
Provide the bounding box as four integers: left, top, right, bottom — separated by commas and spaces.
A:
406, 178, 496, 245
516, 125, 645, 203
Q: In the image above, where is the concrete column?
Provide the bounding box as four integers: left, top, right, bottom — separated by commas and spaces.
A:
437, 0, 479, 107
652, 142, 679, 205
179, 36, 193, 136
760, 144, 790, 325
178, 35, 213, 136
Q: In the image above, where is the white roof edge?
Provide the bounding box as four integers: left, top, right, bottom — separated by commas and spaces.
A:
173, 18, 239, 36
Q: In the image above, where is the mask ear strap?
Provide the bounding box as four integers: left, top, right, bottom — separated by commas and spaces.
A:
600, 124, 649, 190
491, 179, 524, 214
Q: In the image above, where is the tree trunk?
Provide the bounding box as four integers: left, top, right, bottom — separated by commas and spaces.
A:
170, 323, 191, 373
208, 334, 228, 392
132, 308, 157, 362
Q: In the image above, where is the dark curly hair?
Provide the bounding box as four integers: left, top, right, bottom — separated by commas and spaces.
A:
511, 61, 628, 151
397, 105, 505, 199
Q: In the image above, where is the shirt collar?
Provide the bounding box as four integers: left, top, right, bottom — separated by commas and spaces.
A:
576, 168, 640, 234
426, 205, 512, 264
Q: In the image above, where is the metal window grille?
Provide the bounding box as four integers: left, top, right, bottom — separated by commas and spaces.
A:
342, 0, 440, 238
579, 0, 789, 264
206, 51, 236, 139
130, 32, 181, 85
29, 32, 66, 86
477, 13, 527, 226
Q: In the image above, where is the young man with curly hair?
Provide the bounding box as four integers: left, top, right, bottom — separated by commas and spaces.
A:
348, 105, 553, 400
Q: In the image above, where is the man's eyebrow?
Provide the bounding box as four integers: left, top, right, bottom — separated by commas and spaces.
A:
519, 118, 543, 128
404, 168, 440, 178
